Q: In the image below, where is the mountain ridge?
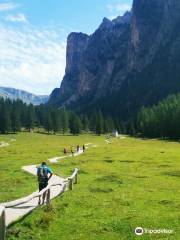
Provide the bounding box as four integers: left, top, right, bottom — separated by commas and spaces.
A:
0, 86, 49, 105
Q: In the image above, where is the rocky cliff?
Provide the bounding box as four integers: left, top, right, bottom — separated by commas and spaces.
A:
49, 0, 180, 120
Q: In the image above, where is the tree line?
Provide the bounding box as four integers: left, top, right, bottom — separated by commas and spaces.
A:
137, 93, 180, 140
0, 98, 127, 135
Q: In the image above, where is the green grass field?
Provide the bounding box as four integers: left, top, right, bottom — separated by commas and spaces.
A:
0, 133, 180, 239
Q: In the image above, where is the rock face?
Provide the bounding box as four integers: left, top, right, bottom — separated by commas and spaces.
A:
49, 12, 132, 106
49, 0, 180, 119
0, 87, 49, 105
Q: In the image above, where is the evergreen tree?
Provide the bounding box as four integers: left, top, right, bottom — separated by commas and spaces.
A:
26, 104, 36, 132
106, 116, 114, 132
36, 104, 46, 127
69, 113, 82, 135
34, 115, 41, 132
95, 111, 104, 135
89, 110, 98, 132
137, 93, 180, 139
103, 119, 109, 133
82, 116, 89, 132
61, 110, 69, 134
20, 102, 28, 127
52, 110, 62, 133
127, 120, 136, 136
11, 101, 21, 133
0, 100, 11, 134
114, 118, 121, 133
44, 111, 53, 133
119, 121, 126, 134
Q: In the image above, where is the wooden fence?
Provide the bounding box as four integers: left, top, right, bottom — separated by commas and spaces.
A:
0, 206, 5, 240
0, 168, 79, 240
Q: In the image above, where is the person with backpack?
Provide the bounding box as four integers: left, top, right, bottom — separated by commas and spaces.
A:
37, 162, 53, 205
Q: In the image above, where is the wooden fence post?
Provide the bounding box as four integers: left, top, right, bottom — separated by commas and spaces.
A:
46, 189, 51, 206
69, 178, 73, 190
0, 206, 6, 240
74, 172, 78, 184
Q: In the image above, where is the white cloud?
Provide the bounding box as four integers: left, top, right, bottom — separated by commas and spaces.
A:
116, 3, 131, 12
107, 2, 131, 18
5, 13, 27, 23
107, 4, 114, 13
109, 15, 117, 20
0, 24, 66, 95
0, 2, 18, 11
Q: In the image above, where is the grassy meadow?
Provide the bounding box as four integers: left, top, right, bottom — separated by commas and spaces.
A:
0, 132, 180, 239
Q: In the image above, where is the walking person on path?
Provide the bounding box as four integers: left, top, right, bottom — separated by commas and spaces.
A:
70, 146, 74, 156
64, 147, 67, 155
77, 145, 80, 152
83, 145, 85, 152
37, 162, 53, 205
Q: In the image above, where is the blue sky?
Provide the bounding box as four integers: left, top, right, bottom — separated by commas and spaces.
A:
0, 0, 133, 95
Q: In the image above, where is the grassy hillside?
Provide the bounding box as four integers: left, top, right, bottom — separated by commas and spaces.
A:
0, 133, 179, 239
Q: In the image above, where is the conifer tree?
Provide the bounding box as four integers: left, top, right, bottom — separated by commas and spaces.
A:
69, 113, 82, 135
106, 116, 114, 132
44, 111, 53, 133
26, 104, 35, 132
52, 110, 62, 133
95, 111, 104, 135
103, 119, 109, 133
11, 102, 21, 133
61, 110, 69, 134
0, 100, 11, 133
82, 116, 89, 132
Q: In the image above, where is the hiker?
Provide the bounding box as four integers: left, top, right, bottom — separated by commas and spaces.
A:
70, 146, 74, 156
83, 145, 85, 152
37, 162, 53, 205
77, 145, 80, 152
64, 148, 67, 154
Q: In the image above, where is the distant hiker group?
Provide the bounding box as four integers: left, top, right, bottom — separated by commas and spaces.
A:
63, 144, 85, 156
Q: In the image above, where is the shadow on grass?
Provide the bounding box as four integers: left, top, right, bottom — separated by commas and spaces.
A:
158, 164, 171, 168
119, 160, 135, 163
104, 159, 114, 163
162, 171, 180, 177
134, 175, 148, 179
158, 200, 174, 205
95, 175, 123, 185
89, 187, 114, 193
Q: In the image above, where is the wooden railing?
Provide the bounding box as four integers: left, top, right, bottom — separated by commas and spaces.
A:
1, 182, 66, 208
66, 168, 79, 190
0, 206, 5, 240
0, 168, 79, 239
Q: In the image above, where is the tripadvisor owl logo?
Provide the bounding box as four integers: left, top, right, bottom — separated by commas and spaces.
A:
135, 227, 173, 236
135, 227, 144, 236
